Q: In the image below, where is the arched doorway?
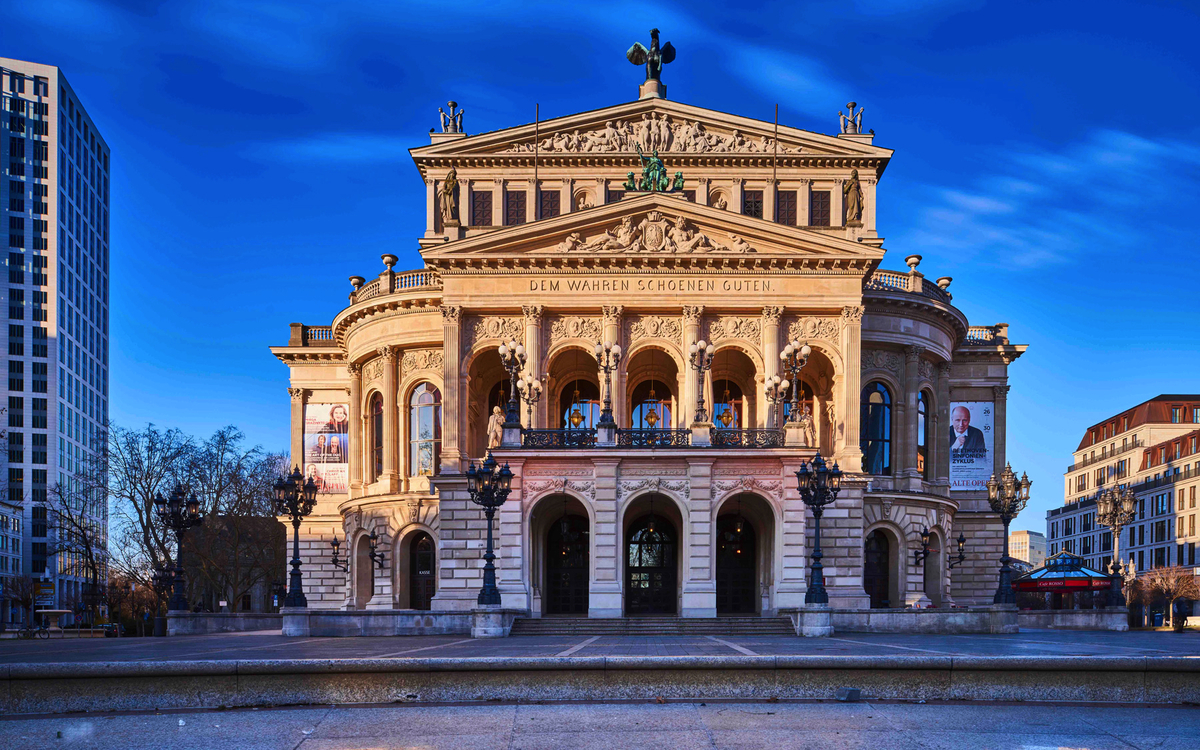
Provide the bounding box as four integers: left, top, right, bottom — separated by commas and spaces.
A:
546, 514, 589, 614
923, 528, 944, 607
626, 512, 677, 615
716, 514, 757, 614
354, 534, 373, 610
864, 530, 891, 609
409, 532, 436, 610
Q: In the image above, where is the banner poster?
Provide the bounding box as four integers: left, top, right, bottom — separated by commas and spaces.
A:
303, 403, 349, 495
949, 401, 994, 491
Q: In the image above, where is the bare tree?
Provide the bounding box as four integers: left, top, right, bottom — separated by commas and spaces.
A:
1142, 566, 1200, 627
3, 575, 36, 624
46, 468, 109, 625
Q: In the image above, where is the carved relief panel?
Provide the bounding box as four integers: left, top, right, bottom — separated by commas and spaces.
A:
462, 316, 524, 354
624, 315, 683, 345
546, 315, 603, 349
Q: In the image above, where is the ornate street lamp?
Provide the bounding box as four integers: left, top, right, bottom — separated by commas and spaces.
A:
273, 466, 319, 608
780, 340, 811, 423
1095, 480, 1136, 607
795, 452, 843, 604
986, 463, 1032, 605
517, 372, 543, 429
367, 530, 387, 570
498, 340, 527, 428
466, 451, 514, 606
329, 536, 349, 572
688, 338, 716, 423
154, 486, 203, 612
593, 340, 623, 426
947, 531, 968, 569
763, 374, 790, 429
913, 526, 933, 566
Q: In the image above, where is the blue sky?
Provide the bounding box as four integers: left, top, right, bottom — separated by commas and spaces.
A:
6, 0, 1199, 531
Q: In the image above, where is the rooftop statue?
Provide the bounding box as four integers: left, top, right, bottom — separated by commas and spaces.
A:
439, 101, 465, 134
839, 101, 864, 135
627, 28, 675, 83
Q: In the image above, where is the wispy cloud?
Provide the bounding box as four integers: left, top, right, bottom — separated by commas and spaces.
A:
899, 129, 1200, 267
250, 132, 413, 162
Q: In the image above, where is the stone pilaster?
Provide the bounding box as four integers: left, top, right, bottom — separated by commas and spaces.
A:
682, 305, 703, 426
498, 458, 527, 607
839, 306, 864, 472
424, 178, 437, 237
590, 458, 622, 617
797, 178, 811, 226
993, 384, 1010, 476
491, 178, 504, 227
347, 364, 362, 496
682, 459, 716, 617
832, 178, 845, 228
440, 305, 463, 473
379, 346, 400, 492
763, 180, 777, 223
935, 362, 952, 489
777, 457, 810, 610
697, 177, 710, 206
761, 306, 782, 428
522, 305, 544, 428
602, 306, 624, 425
288, 387, 305, 470
730, 178, 744, 217
903, 345, 924, 480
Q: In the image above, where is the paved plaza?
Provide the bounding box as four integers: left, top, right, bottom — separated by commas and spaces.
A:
1, 700, 1198, 749
1, 629, 1197, 665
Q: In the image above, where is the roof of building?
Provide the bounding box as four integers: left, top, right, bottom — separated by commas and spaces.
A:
1011, 552, 1111, 591
1140, 428, 1200, 472
1075, 395, 1200, 451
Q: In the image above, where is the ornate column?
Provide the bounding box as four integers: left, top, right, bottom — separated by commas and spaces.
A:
730, 178, 744, 216
560, 179, 572, 215
522, 305, 544, 428
682, 305, 704, 425
935, 363, 952, 488
797, 178, 811, 227
602, 306, 624, 425
379, 346, 400, 492
839, 306, 864, 472
440, 305, 464, 472
993, 384, 1010, 477
761, 306, 782, 428
424, 177, 437, 237
347, 364, 362, 496
864, 177, 878, 233
288, 387, 305, 470
903, 345, 924, 480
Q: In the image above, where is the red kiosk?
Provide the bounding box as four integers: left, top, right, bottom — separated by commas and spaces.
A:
1011, 551, 1112, 606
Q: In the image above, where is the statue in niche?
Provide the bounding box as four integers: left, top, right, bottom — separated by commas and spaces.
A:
439, 167, 459, 226
797, 404, 816, 447
486, 406, 504, 449
712, 195, 728, 210
843, 169, 863, 227
840, 101, 864, 135
438, 101, 465, 133
626, 28, 676, 83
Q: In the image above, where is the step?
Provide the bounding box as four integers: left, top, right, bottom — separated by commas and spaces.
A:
509, 616, 796, 636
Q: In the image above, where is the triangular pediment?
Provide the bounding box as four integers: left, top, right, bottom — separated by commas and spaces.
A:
411, 98, 892, 163
420, 193, 885, 270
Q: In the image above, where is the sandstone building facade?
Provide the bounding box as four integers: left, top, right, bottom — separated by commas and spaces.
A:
272, 71, 1026, 622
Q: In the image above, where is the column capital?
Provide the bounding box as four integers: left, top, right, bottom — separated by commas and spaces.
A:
288, 387, 305, 403
378, 345, 398, 362
905, 345, 926, 363
440, 305, 463, 324
522, 305, 544, 325
347, 362, 362, 377
602, 305, 624, 326
762, 306, 784, 325
938, 362, 952, 378
993, 384, 1011, 400
840, 305, 865, 324
682, 305, 704, 324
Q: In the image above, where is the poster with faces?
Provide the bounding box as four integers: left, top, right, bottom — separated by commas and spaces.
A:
303, 403, 349, 495
949, 401, 993, 491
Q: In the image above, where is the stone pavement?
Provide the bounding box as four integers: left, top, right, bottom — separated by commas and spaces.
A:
1, 628, 1197, 664
1, 700, 1198, 749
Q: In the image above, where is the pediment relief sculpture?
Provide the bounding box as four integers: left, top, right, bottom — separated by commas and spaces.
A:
502, 114, 804, 155
543, 212, 755, 255
626, 315, 682, 345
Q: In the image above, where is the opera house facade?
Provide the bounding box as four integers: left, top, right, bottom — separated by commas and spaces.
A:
272, 68, 1025, 626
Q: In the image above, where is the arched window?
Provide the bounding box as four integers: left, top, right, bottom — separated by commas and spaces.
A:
559, 380, 602, 429
780, 380, 814, 423
712, 379, 744, 429
369, 393, 384, 480
860, 382, 892, 475
631, 378, 673, 430
917, 391, 931, 479
409, 383, 442, 476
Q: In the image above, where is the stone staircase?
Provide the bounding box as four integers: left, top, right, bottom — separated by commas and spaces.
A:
509, 616, 796, 637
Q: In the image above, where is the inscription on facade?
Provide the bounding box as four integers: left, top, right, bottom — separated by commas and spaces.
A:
529, 277, 773, 294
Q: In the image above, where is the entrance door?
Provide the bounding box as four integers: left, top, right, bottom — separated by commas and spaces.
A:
864, 530, 890, 609
546, 514, 589, 615
354, 536, 373, 610
409, 532, 436, 610
626, 515, 677, 615
716, 515, 757, 614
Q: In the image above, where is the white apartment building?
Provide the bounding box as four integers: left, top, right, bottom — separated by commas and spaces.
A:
1048, 395, 1200, 577
2, 58, 109, 615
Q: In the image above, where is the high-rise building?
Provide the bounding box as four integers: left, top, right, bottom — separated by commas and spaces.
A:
1009, 529, 1045, 568
1048, 395, 1200, 575
1, 58, 109, 618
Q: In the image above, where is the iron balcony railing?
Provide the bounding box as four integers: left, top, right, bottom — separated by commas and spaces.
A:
521, 428, 597, 449
711, 428, 785, 448
616, 429, 691, 448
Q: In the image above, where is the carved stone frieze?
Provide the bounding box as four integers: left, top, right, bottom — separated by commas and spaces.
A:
862, 349, 904, 378
402, 348, 444, 373
601, 306, 624, 326
917, 358, 933, 381
625, 315, 682, 345
523, 478, 596, 502
362, 357, 385, 385
526, 467, 595, 478
502, 115, 803, 155
617, 477, 690, 502
548, 316, 603, 347
440, 305, 462, 325
785, 316, 841, 343
711, 476, 784, 501
541, 212, 756, 255
707, 316, 761, 342
841, 305, 865, 324
462, 316, 524, 354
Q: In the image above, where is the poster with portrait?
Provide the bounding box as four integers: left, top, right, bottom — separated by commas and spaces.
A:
949, 401, 993, 491
303, 403, 349, 495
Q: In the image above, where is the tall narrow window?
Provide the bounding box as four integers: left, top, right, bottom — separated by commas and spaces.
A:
860, 382, 892, 475
469, 190, 492, 227
917, 391, 930, 479
369, 393, 384, 481
775, 190, 797, 226
606, 188, 625, 204
538, 189, 560, 220
504, 190, 526, 226
741, 190, 763, 218
409, 383, 442, 476
809, 191, 831, 227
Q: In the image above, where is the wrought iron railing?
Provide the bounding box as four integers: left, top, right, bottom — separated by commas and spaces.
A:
522, 428, 598, 449
711, 429, 785, 448
617, 429, 691, 448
